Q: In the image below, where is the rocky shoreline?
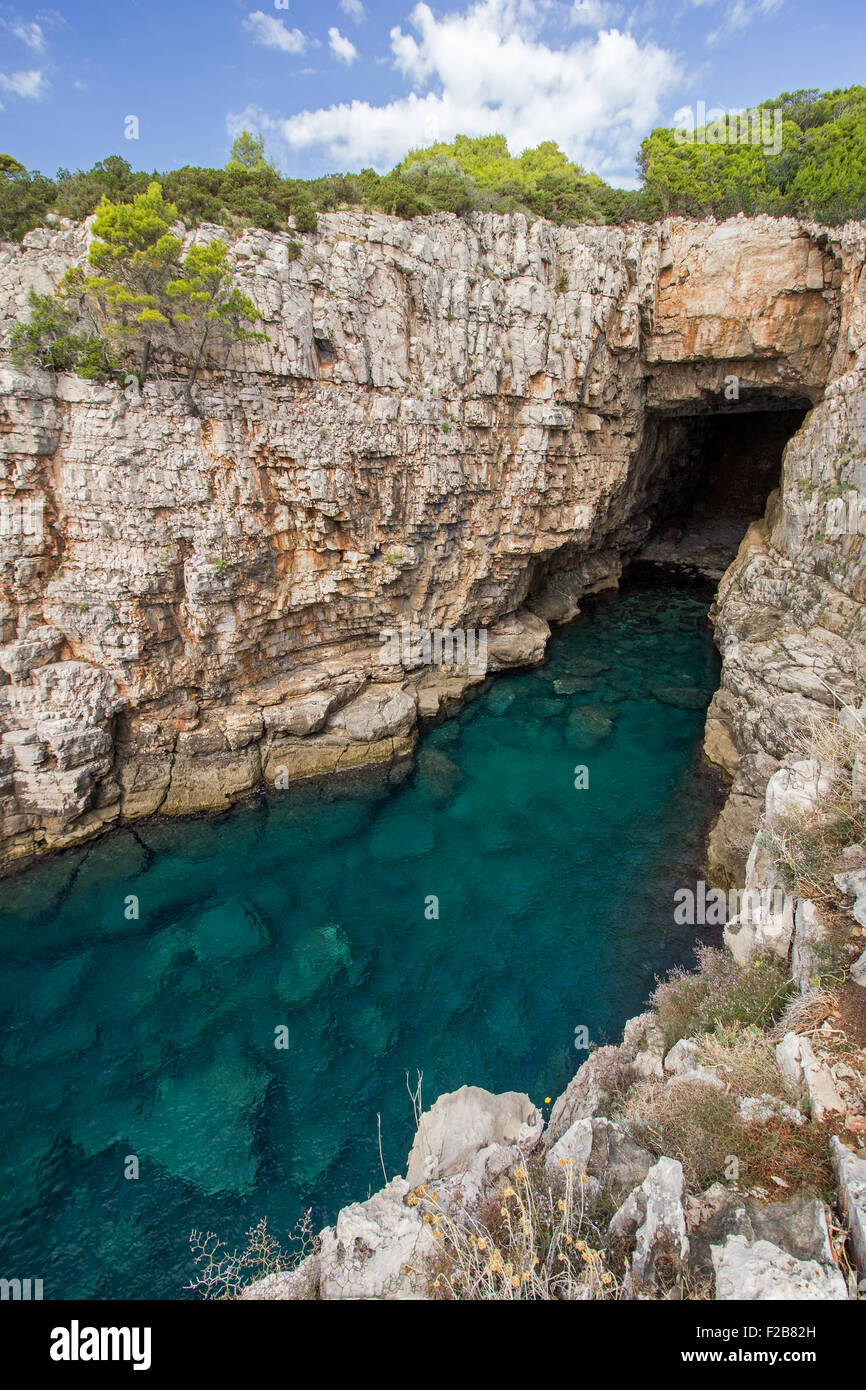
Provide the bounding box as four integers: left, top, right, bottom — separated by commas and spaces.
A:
239, 756, 866, 1301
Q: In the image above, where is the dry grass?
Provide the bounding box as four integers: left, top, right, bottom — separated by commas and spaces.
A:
629, 1079, 833, 1197
769, 710, 866, 912
418, 1155, 625, 1301
186, 1214, 319, 1300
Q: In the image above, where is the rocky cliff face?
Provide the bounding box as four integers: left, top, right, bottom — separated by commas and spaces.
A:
0, 209, 862, 872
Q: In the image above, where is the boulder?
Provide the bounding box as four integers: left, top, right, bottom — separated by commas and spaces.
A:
405, 1085, 541, 1188
611, 1156, 689, 1291
738, 1094, 806, 1127
774, 1032, 846, 1121
791, 898, 828, 990
746, 1197, 834, 1264
712, 1235, 848, 1300
328, 685, 417, 742
833, 868, 866, 928
664, 1038, 700, 1075
486, 610, 549, 670
317, 1177, 434, 1300
545, 1117, 655, 1202
830, 1136, 866, 1277
851, 947, 866, 988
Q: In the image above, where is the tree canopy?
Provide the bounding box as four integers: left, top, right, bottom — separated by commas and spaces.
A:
10, 184, 261, 404
1, 85, 864, 246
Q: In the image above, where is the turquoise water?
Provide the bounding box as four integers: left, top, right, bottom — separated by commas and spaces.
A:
0, 575, 722, 1299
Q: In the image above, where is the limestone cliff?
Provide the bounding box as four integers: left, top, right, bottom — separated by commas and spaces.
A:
0, 210, 862, 872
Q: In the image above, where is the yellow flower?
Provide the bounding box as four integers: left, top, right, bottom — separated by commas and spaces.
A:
545, 1097, 552, 1104
478, 1239, 487, 1252
602, 1272, 613, 1286
511, 1275, 520, 1288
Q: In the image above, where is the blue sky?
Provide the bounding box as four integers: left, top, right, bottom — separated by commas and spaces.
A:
0, 0, 863, 188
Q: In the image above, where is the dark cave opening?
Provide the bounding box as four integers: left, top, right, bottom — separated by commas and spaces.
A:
636, 401, 811, 579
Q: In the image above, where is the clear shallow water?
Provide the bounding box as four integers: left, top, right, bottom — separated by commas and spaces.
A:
0, 576, 722, 1299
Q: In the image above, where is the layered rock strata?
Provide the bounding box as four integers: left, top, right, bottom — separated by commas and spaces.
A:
0, 211, 862, 871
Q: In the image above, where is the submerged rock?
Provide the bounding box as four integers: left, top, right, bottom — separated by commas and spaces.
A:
649, 685, 711, 710
565, 704, 617, 748
277, 922, 351, 1007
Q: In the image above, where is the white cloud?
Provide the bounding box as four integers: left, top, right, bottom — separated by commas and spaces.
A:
705, 0, 784, 44
328, 26, 358, 65
569, 0, 618, 26
340, 0, 365, 20
259, 0, 680, 181
243, 9, 307, 54
3, 17, 45, 51
0, 67, 47, 98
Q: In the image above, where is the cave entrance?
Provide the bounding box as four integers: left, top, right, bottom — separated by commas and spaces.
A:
636, 402, 811, 580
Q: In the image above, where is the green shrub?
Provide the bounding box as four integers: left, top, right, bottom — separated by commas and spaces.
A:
652, 947, 793, 1050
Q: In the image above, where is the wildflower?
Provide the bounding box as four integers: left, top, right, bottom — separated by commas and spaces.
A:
602, 1272, 613, 1286
511, 1275, 520, 1288
544, 1097, 552, 1104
